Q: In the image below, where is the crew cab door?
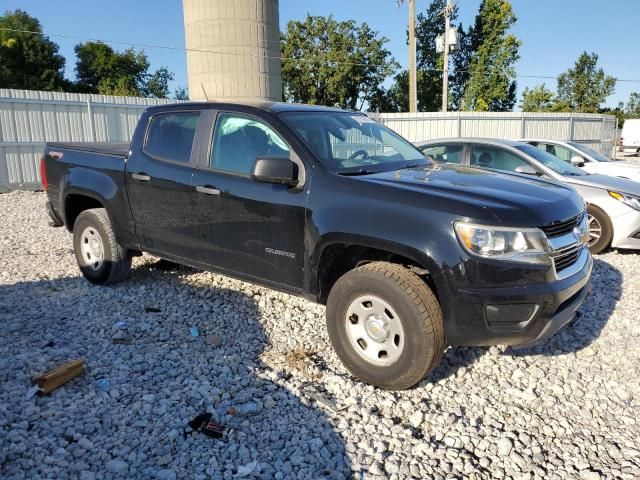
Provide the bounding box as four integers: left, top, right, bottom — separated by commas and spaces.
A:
190, 111, 308, 290
125, 109, 203, 259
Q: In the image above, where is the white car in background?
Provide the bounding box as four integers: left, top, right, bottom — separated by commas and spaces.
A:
620, 119, 640, 153
415, 138, 640, 254
523, 139, 640, 182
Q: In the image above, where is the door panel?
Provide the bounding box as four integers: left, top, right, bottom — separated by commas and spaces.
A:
191, 112, 307, 289
126, 111, 201, 258
191, 171, 307, 288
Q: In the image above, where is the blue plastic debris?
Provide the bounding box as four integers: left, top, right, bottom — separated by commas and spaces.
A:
190, 326, 200, 337
96, 378, 109, 391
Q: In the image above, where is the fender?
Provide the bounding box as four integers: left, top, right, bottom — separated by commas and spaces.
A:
62, 166, 139, 249
307, 232, 447, 299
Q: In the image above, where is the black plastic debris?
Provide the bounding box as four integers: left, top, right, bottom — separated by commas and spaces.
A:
185, 412, 230, 440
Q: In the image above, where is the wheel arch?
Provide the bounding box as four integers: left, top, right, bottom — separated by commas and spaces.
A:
63, 190, 107, 231
310, 233, 443, 304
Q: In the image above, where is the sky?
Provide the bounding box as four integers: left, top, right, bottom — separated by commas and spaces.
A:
3, 0, 640, 109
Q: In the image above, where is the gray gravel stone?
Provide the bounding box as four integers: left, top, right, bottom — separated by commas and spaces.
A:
106, 459, 128, 475
0, 191, 639, 479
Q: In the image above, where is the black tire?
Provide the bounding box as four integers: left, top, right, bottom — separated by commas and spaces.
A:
72, 208, 131, 284
326, 262, 445, 390
587, 204, 613, 254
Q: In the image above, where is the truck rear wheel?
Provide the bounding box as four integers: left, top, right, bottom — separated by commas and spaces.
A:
326, 262, 444, 390
72, 208, 131, 285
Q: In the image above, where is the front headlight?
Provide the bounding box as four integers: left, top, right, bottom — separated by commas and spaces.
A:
454, 222, 550, 264
609, 191, 640, 211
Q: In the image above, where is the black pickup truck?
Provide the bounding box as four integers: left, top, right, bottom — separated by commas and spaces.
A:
42, 102, 592, 389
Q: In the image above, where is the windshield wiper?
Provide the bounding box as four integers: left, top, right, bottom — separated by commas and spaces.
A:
337, 168, 378, 176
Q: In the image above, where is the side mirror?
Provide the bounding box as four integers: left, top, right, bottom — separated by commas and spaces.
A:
514, 164, 539, 175
251, 156, 298, 186
570, 155, 585, 167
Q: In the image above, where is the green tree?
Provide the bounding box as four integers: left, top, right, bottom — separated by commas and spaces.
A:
174, 86, 189, 100
600, 102, 625, 128
145, 67, 174, 98
74, 41, 174, 98
462, 0, 521, 111
281, 15, 398, 110
371, 69, 435, 112
625, 92, 640, 118
519, 84, 555, 111
382, 1, 469, 112
556, 52, 616, 113
450, 24, 473, 111
413, 0, 459, 111
0, 9, 67, 91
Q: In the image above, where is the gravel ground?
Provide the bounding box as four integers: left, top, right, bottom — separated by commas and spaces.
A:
1, 191, 639, 480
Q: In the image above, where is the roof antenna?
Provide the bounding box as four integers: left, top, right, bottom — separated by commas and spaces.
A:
200, 82, 209, 101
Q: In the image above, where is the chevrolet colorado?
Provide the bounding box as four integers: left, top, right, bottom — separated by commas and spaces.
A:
42, 102, 592, 389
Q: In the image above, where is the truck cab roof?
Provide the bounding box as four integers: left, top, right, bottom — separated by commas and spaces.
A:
145, 101, 352, 115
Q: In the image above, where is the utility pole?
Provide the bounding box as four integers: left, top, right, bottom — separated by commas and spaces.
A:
441, 0, 452, 112
408, 0, 417, 112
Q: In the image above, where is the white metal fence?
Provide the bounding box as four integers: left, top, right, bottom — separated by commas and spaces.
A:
0, 88, 617, 190
371, 111, 617, 157
0, 89, 178, 190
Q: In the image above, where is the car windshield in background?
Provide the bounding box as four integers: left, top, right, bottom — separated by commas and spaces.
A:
281, 112, 428, 174
567, 142, 612, 162
515, 144, 587, 176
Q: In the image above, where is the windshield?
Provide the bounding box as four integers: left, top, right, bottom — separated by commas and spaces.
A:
280, 112, 428, 174
567, 142, 612, 162
515, 144, 587, 176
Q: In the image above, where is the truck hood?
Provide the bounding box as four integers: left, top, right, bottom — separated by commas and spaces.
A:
562, 173, 640, 195
356, 163, 583, 227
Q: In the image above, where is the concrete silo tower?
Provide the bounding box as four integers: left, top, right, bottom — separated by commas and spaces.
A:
183, 0, 282, 102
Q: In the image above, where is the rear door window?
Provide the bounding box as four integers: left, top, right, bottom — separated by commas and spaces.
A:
420, 144, 463, 164
144, 112, 200, 163
539, 143, 573, 162
470, 145, 531, 172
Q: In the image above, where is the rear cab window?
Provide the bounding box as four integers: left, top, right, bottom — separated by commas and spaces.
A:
144, 111, 200, 163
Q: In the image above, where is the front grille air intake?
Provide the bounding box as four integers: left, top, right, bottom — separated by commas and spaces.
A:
540, 212, 584, 238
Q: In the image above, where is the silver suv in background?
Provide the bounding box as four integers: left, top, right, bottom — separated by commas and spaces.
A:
523, 139, 640, 182
415, 138, 640, 254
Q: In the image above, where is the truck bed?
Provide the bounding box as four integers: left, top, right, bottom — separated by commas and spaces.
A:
46, 142, 130, 158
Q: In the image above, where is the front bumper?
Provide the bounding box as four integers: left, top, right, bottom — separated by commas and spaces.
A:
610, 207, 640, 250
438, 248, 593, 347
513, 279, 592, 349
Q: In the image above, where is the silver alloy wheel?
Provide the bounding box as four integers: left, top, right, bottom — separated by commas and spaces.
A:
80, 226, 104, 270
345, 295, 405, 366
587, 214, 602, 245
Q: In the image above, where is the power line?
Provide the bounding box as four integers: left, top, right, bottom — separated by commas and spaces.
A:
2, 27, 640, 84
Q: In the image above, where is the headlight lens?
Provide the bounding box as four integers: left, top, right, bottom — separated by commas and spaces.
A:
609, 191, 640, 211
454, 222, 550, 263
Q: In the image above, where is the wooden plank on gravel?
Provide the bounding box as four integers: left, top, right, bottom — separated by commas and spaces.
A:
32, 358, 85, 395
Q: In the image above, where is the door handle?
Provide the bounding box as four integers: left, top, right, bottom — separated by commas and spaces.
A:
195, 185, 221, 195
131, 173, 151, 182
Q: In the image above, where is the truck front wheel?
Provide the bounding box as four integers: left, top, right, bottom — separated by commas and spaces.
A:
326, 262, 444, 390
72, 208, 131, 285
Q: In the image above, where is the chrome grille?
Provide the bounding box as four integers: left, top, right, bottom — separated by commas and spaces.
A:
552, 244, 583, 273
540, 212, 584, 238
